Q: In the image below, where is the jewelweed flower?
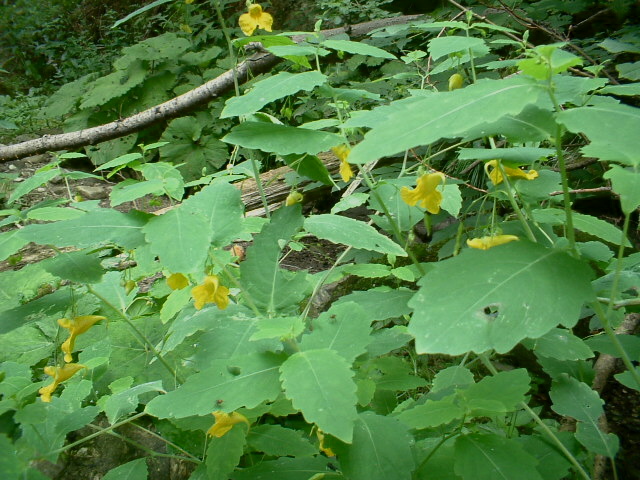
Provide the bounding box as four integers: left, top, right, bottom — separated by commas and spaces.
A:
317, 429, 335, 457
239, 3, 273, 36
192, 275, 230, 310
285, 191, 303, 206
39, 363, 86, 402
484, 160, 538, 186
401, 172, 446, 214
207, 411, 250, 437
58, 315, 105, 363
167, 273, 189, 290
448, 73, 464, 91
332, 144, 354, 182
467, 235, 519, 250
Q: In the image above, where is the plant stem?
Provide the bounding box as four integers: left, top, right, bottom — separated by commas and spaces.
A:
87, 286, 184, 384
495, 162, 537, 242
213, 0, 240, 97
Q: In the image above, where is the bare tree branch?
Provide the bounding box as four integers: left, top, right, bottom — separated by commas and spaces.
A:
0, 15, 422, 162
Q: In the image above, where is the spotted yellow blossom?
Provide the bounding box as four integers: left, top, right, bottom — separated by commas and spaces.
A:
191, 275, 230, 310
39, 363, 86, 402
58, 315, 105, 363
332, 144, 354, 182
448, 73, 464, 91
401, 172, 446, 214
484, 160, 538, 186
286, 191, 303, 206
207, 411, 250, 437
467, 235, 519, 250
238, 3, 273, 36
317, 429, 335, 457
167, 273, 189, 290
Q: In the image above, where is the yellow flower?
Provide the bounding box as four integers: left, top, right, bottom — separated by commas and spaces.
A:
191, 275, 230, 310
484, 160, 539, 186
58, 315, 105, 363
39, 363, 86, 402
167, 273, 189, 290
317, 429, 335, 457
207, 411, 250, 437
185, 0, 195, 4
332, 144, 354, 182
400, 172, 446, 214
285, 191, 303, 206
180, 24, 193, 34
448, 73, 464, 91
238, 3, 273, 36
467, 235, 519, 250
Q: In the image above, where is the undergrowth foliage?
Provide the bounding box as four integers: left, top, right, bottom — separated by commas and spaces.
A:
1, 1, 640, 479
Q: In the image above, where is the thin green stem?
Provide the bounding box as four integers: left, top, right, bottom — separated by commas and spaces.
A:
129, 422, 202, 462
496, 162, 537, 242
606, 213, 631, 316
86, 286, 184, 384
250, 153, 270, 218
479, 355, 591, 480
213, 0, 239, 97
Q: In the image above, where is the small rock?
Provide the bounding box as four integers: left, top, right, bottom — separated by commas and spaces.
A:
8, 164, 16, 171
76, 185, 108, 200
13, 177, 24, 182
37, 187, 47, 192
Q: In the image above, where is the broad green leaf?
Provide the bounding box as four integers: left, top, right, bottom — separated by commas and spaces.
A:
95, 152, 143, 172
331, 192, 369, 214
26, 206, 86, 221
102, 458, 148, 480
322, 39, 396, 59
110, 179, 165, 207
0, 230, 29, 262
240, 206, 309, 314
300, 302, 372, 363
348, 77, 542, 164
0, 261, 58, 311
457, 147, 555, 165
340, 263, 391, 278
557, 103, 640, 166
600, 83, 640, 96
522, 328, 594, 360
617, 61, 640, 81
145, 353, 284, 418
305, 214, 406, 256
137, 162, 184, 200
0, 434, 23, 478
266, 45, 331, 57
333, 287, 414, 321
8, 168, 60, 204
462, 369, 530, 414
532, 208, 631, 246
223, 122, 343, 156
432, 365, 475, 393
42, 250, 104, 284
230, 456, 330, 480
615, 367, 640, 391
222, 71, 327, 118
600, 38, 640, 54
398, 397, 465, 428
112, 0, 173, 28
462, 105, 556, 142
366, 326, 412, 357
250, 316, 304, 341
40, 73, 97, 118
333, 411, 414, 480
0, 288, 68, 335
516, 435, 572, 480
280, 349, 358, 442
369, 180, 425, 232
19, 208, 149, 250
454, 433, 544, 480
281, 154, 333, 185
206, 426, 247, 480
80, 60, 147, 108
603, 165, 640, 214
247, 424, 317, 457
102, 381, 164, 424
408, 242, 594, 355
370, 356, 427, 391
550, 375, 619, 457
518, 45, 582, 79
428, 36, 488, 61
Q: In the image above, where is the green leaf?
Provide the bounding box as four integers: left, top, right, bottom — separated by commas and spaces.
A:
463, 105, 556, 142
102, 381, 164, 424
604, 165, 640, 214
454, 433, 544, 480
333, 287, 414, 321
428, 36, 488, 61
26, 206, 86, 221
333, 411, 414, 480
599, 83, 640, 96
300, 302, 372, 363
280, 349, 358, 442
247, 424, 317, 457
8, 168, 60, 204
617, 61, 640, 81
532, 208, 632, 246
80, 60, 147, 109
240, 206, 309, 314
305, 214, 406, 256
322, 39, 396, 59
221, 71, 327, 118
615, 367, 640, 391
206, 426, 247, 480
250, 316, 304, 341
515, 435, 572, 480
557, 103, 640, 166
550, 375, 619, 457
137, 162, 184, 200
95, 152, 143, 172
222, 122, 343, 156
112, 0, 173, 28
0, 230, 29, 262
19, 209, 149, 250
432, 365, 475, 392
457, 147, 555, 165
102, 458, 148, 480
110, 179, 165, 207
522, 328, 594, 360
398, 397, 465, 428
230, 457, 330, 480
348, 77, 542, 164
42, 250, 104, 284
114, 33, 190, 68
266, 45, 331, 57
408, 242, 594, 355
340, 263, 391, 278
369, 356, 427, 391
518, 45, 582, 79
281, 154, 334, 185
366, 326, 412, 357
145, 353, 284, 419
462, 369, 530, 414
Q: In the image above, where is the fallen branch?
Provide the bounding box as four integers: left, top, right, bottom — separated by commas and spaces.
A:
0, 15, 422, 162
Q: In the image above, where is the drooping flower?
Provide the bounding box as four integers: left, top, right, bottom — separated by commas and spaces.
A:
191, 275, 230, 310
401, 172, 446, 214
484, 160, 539, 186
332, 144, 354, 183
448, 73, 464, 91
238, 3, 273, 36
167, 273, 189, 290
467, 235, 519, 250
207, 411, 250, 437
58, 315, 105, 363
285, 191, 303, 206
39, 363, 86, 402
317, 429, 335, 457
